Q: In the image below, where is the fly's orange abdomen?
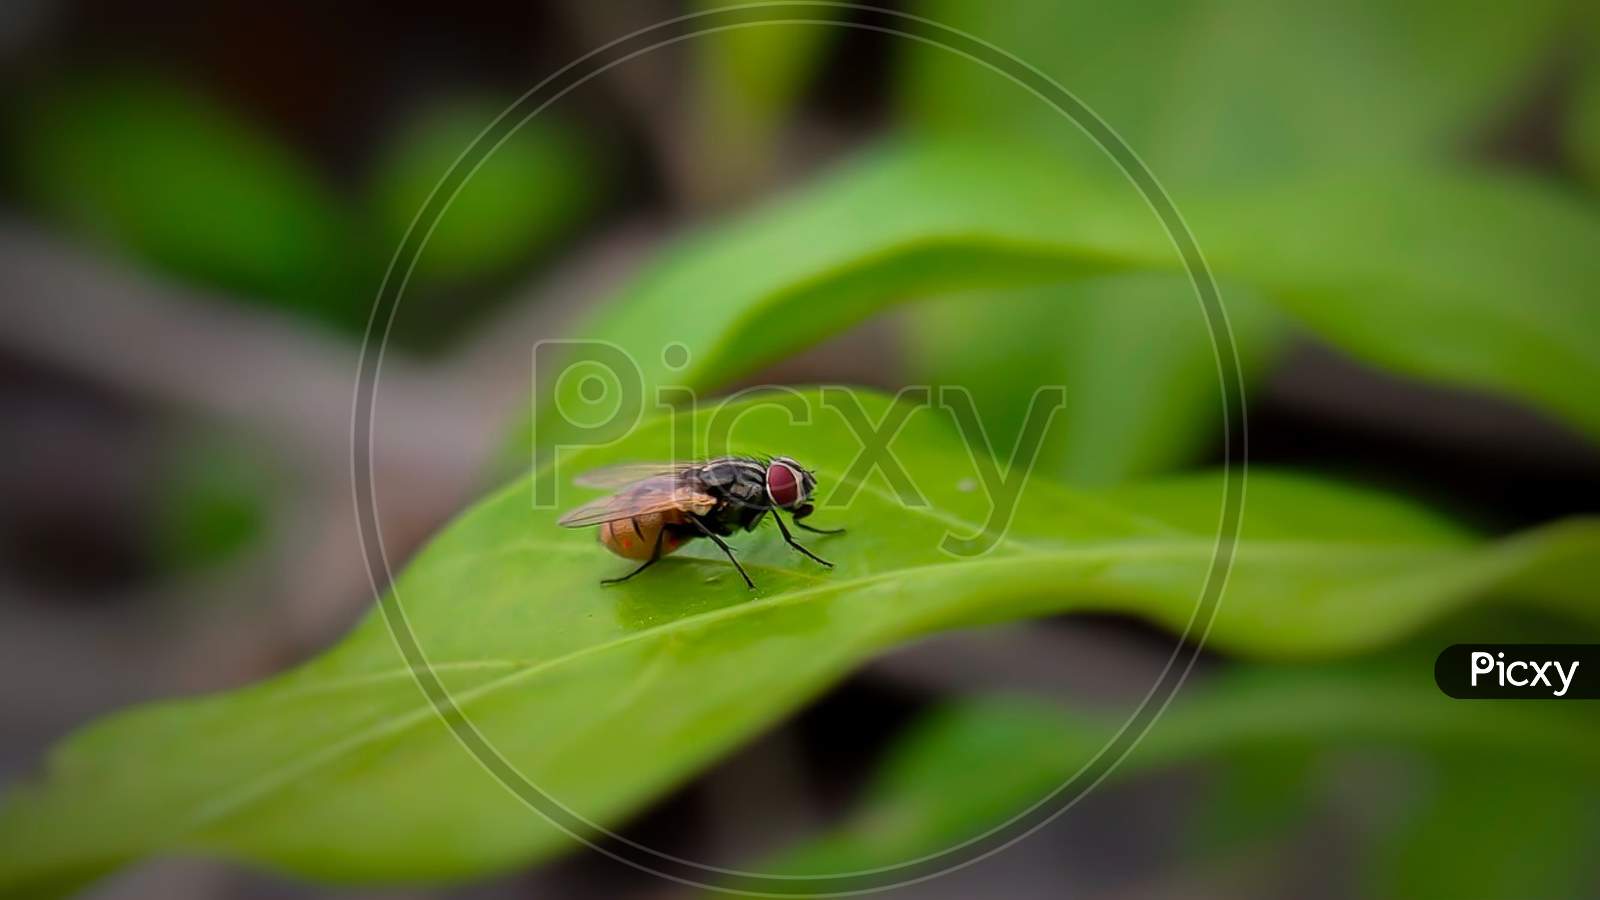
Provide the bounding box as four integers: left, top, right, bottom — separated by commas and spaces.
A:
599, 511, 689, 560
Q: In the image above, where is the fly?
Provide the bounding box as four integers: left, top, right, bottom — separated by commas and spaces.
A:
557, 456, 843, 589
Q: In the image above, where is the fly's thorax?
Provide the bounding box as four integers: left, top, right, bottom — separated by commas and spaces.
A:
697, 457, 765, 487
698, 459, 770, 509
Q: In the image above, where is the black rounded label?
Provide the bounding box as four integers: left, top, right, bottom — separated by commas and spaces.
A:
1435, 644, 1600, 699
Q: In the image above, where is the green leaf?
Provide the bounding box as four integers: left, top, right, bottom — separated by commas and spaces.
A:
748, 662, 1600, 882
12, 72, 362, 327
691, 0, 833, 127
906, 276, 1285, 485
898, 0, 1577, 483
518, 140, 1600, 466
1365, 752, 1598, 900
901, 0, 1574, 181
1182, 744, 1321, 859
4, 389, 1596, 895
369, 97, 601, 289
150, 434, 277, 574
1569, 44, 1600, 193
684, 0, 839, 198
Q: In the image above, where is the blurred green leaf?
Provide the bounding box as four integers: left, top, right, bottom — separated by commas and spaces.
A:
1366, 752, 1597, 900
13, 73, 362, 327
150, 436, 276, 573
519, 140, 1600, 467
1569, 48, 1600, 192
1183, 744, 1321, 859
899, 0, 1578, 483
369, 98, 600, 289
907, 277, 1285, 485
686, 0, 838, 199
746, 663, 1600, 885
4, 390, 1597, 894
903, 0, 1572, 182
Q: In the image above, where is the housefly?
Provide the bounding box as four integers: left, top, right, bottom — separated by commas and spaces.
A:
557, 456, 843, 589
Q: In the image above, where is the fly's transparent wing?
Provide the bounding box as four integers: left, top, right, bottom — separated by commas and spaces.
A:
557, 474, 717, 527
572, 462, 698, 489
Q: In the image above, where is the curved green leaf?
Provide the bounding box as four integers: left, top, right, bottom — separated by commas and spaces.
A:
522, 140, 1600, 466
747, 662, 1600, 883
3, 390, 1595, 895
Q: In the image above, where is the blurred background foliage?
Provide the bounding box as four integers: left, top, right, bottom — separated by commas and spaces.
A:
899, 0, 1587, 485
1, 2, 1597, 899
366, 96, 605, 343
15, 72, 365, 327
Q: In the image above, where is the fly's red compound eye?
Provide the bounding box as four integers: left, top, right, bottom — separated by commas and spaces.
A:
766, 462, 801, 508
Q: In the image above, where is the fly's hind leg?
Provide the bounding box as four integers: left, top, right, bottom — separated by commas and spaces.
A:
774, 513, 833, 568
690, 518, 757, 590
601, 526, 666, 586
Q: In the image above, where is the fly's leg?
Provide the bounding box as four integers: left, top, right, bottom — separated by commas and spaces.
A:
691, 518, 757, 589
774, 513, 833, 568
601, 527, 666, 586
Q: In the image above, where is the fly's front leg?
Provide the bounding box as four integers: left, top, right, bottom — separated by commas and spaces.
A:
691, 518, 757, 589
602, 526, 666, 586
774, 513, 833, 568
